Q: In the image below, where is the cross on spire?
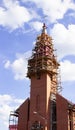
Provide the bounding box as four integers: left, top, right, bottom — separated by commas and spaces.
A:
42, 23, 47, 34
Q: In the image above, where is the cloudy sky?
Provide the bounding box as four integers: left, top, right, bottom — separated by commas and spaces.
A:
0, 0, 75, 130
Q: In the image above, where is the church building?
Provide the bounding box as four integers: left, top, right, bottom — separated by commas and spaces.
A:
9, 23, 75, 130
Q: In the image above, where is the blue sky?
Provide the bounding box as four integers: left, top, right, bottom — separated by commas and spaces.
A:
0, 0, 75, 130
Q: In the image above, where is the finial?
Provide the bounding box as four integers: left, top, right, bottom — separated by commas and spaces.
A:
42, 23, 47, 34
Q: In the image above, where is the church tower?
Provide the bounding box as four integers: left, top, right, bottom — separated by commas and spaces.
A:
9, 23, 75, 130
27, 23, 60, 130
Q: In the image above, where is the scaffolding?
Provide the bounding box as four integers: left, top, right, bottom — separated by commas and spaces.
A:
50, 94, 75, 130
50, 93, 57, 130
9, 111, 18, 130
27, 23, 62, 94
57, 68, 62, 93
68, 103, 75, 130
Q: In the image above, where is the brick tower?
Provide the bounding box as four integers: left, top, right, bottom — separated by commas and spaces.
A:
27, 23, 60, 130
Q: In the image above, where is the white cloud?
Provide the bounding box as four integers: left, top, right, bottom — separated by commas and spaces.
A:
3, 0, 18, 8
0, 94, 24, 130
0, 0, 34, 31
4, 51, 31, 80
50, 23, 75, 59
60, 60, 75, 82
50, 23, 75, 82
4, 60, 10, 68
30, 21, 43, 32
22, 0, 75, 23
0, 0, 75, 32
11, 57, 27, 80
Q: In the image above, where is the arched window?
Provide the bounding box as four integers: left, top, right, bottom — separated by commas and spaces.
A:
31, 121, 43, 130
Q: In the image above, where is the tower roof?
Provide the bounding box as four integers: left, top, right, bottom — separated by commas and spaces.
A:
27, 23, 59, 77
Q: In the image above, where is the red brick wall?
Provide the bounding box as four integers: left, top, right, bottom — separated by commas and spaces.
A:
56, 94, 68, 130
18, 98, 30, 130
29, 73, 51, 130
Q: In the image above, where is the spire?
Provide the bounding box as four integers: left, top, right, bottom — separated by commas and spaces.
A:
27, 23, 62, 93
42, 23, 47, 34
27, 23, 58, 78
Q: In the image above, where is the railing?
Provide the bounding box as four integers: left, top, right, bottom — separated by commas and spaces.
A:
9, 111, 18, 130
9, 125, 18, 130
